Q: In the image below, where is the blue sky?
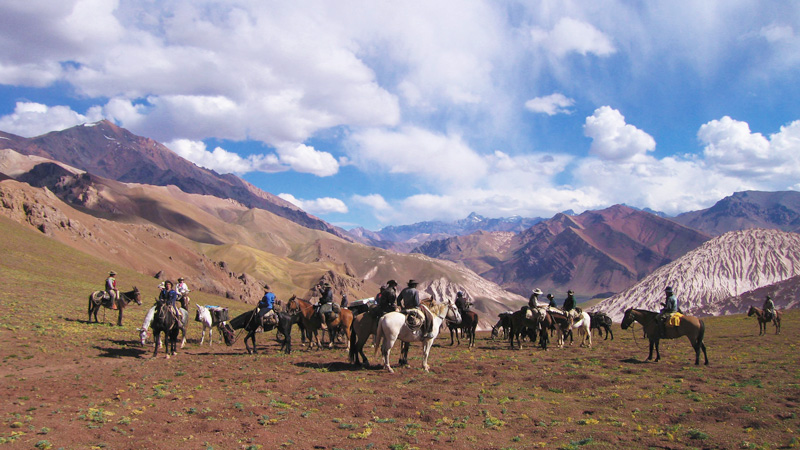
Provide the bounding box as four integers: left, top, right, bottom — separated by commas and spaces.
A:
1, 1, 799, 231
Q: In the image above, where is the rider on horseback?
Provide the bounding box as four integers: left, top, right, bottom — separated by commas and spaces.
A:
315, 282, 334, 326
399, 279, 434, 339
529, 288, 543, 309
106, 271, 119, 310
159, 280, 181, 320
455, 291, 469, 314
176, 277, 190, 309
375, 280, 399, 316
562, 290, 576, 313
657, 286, 679, 338
763, 295, 776, 322
547, 293, 557, 308
257, 283, 277, 325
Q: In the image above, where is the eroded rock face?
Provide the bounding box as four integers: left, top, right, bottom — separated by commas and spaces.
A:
594, 229, 800, 321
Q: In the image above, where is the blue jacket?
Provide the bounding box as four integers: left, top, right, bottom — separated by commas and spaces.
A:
160, 289, 179, 307
259, 292, 276, 311
662, 295, 678, 313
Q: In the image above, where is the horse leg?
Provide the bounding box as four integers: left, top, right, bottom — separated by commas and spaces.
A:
399, 341, 410, 366
647, 339, 655, 361
117, 308, 123, 327
152, 331, 160, 357
654, 339, 661, 362
421, 340, 433, 372
180, 327, 186, 349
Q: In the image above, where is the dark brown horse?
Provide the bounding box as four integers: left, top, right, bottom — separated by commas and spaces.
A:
287, 295, 353, 351
490, 312, 512, 340
88, 287, 142, 326
227, 308, 296, 354
621, 308, 708, 365
348, 307, 385, 367
509, 308, 550, 350
150, 303, 188, 358
589, 311, 614, 340
447, 310, 479, 348
747, 306, 781, 335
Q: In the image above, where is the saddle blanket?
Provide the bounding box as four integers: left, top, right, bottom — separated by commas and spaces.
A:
667, 312, 684, 327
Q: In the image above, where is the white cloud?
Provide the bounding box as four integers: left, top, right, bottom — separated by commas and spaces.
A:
277, 193, 348, 215
699, 116, 800, 179
164, 139, 282, 175
531, 17, 616, 57
584, 106, 655, 161
275, 143, 339, 177
0, 101, 103, 137
760, 24, 794, 43
525, 93, 575, 115
346, 126, 487, 186
352, 194, 391, 211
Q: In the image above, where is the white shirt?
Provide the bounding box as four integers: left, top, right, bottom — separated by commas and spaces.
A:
176, 282, 190, 295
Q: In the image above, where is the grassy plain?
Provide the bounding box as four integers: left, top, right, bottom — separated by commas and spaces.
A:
1, 215, 799, 450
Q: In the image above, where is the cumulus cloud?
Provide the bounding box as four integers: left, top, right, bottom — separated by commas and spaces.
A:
525, 93, 575, 115
164, 139, 282, 175
531, 17, 616, 57
352, 194, 391, 211
277, 193, 348, 215
699, 116, 800, 179
275, 143, 339, 177
584, 106, 655, 161
0, 101, 103, 137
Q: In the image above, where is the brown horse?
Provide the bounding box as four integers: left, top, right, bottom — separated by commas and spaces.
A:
620, 308, 708, 365
509, 308, 550, 350
286, 295, 352, 351
747, 306, 781, 335
348, 307, 385, 367
88, 287, 142, 326
447, 310, 479, 348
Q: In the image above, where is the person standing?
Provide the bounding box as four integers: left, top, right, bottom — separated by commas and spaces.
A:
105, 271, 119, 310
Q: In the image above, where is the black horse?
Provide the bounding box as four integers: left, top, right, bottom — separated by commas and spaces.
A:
88, 287, 142, 326
589, 312, 614, 340
150, 302, 188, 358
227, 309, 295, 354
447, 310, 480, 348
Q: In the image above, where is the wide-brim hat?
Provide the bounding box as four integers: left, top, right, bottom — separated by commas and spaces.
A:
765, 295, 772, 300
322, 282, 331, 288
164, 280, 174, 286
456, 291, 464, 297
264, 283, 271, 290
178, 277, 184, 282
109, 271, 116, 276
531, 288, 543, 295
408, 279, 418, 286
665, 286, 673, 293
567, 290, 574, 295
387, 279, 398, 287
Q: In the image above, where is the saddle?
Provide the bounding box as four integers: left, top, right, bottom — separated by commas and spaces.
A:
318, 302, 340, 321
667, 312, 684, 327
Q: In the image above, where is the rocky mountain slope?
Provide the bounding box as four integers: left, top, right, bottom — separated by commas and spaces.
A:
673, 190, 800, 236
0, 121, 347, 238
592, 228, 800, 321
415, 205, 710, 299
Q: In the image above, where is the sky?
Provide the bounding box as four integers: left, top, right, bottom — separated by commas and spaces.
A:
1, 1, 799, 231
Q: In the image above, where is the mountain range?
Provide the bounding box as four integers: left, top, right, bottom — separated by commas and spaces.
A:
3, 120, 800, 324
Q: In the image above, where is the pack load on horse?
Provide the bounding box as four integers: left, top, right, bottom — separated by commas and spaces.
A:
748, 295, 782, 335
490, 311, 514, 340
347, 297, 377, 316
374, 297, 461, 373
195, 304, 229, 345
620, 288, 708, 365
589, 311, 614, 340
226, 298, 296, 354
88, 271, 141, 326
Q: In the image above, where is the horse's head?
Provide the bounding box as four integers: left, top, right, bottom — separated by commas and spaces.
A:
137, 327, 148, 346
620, 308, 635, 330
132, 287, 142, 305
747, 306, 756, 316
286, 295, 300, 314
445, 301, 462, 324
490, 325, 499, 339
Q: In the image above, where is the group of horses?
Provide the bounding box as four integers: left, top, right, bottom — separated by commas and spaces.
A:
88, 284, 785, 369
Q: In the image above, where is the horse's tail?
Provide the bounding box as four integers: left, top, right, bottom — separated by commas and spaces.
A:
348, 319, 358, 363
697, 319, 705, 344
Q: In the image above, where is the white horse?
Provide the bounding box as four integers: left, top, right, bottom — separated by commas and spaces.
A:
568, 311, 592, 348
374, 301, 462, 373
195, 304, 218, 346
138, 305, 186, 349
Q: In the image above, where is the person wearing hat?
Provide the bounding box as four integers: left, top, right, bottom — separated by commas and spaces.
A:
657, 286, 679, 338
376, 280, 398, 315
547, 293, 557, 308
763, 295, 775, 322
257, 283, 276, 323
176, 277, 191, 310
398, 279, 433, 338
529, 288, 543, 309
562, 290, 576, 313
159, 280, 181, 319
316, 282, 334, 324
105, 271, 119, 310
340, 293, 349, 309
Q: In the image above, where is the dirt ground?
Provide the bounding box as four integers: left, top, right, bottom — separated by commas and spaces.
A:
1, 296, 799, 450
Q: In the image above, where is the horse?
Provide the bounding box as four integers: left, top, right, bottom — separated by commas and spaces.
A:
447, 310, 479, 348
348, 307, 388, 367
227, 308, 294, 354
490, 311, 513, 340
286, 295, 353, 351
589, 311, 614, 340
195, 304, 224, 346
137, 305, 186, 348
150, 303, 188, 358
88, 287, 142, 326
747, 306, 781, 335
508, 308, 551, 350
373, 300, 461, 373
620, 308, 708, 365
543, 309, 573, 348
568, 311, 592, 348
